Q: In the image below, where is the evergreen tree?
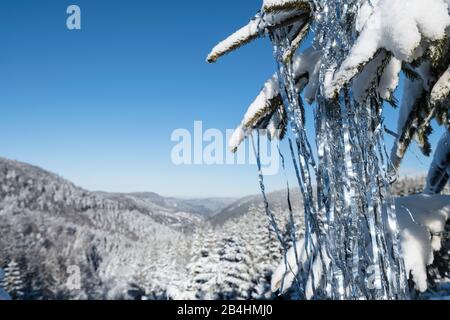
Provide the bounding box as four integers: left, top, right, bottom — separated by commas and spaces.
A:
240, 206, 282, 299
2, 260, 25, 300
137, 239, 187, 300
185, 229, 219, 300
213, 235, 253, 300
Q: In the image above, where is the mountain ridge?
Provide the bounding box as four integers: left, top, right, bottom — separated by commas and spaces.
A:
0, 157, 236, 229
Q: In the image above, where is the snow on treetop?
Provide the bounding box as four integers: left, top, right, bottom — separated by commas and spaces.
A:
262, 0, 310, 12
263, 0, 301, 6
207, 11, 305, 63
327, 0, 450, 98
431, 65, 450, 106
207, 0, 311, 63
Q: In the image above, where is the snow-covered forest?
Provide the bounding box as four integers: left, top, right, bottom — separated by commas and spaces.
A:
0, 157, 449, 300
1, 0, 450, 301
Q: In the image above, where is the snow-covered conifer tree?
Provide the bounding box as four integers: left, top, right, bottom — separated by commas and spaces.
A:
1, 260, 25, 300
208, 0, 450, 299
135, 239, 187, 300
185, 229, 219, 300
213, 235, 253, 300
243, 206, 282, 299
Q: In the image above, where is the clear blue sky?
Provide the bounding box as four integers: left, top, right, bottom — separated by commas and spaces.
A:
0, 1, 444, 198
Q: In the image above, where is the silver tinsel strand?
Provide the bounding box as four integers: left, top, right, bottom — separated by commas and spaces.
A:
256, 0, 410, 300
